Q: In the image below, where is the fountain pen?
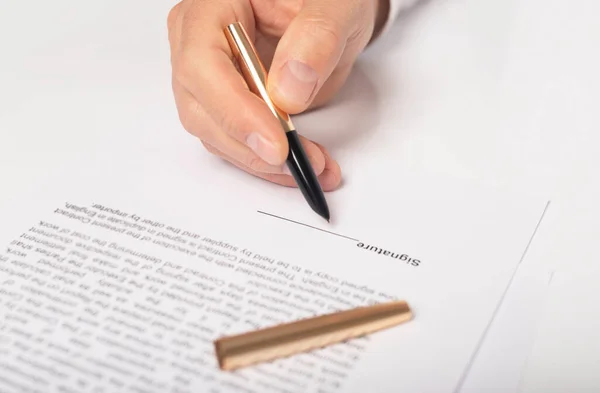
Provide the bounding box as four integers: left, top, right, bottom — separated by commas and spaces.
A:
224, 22, 330, 222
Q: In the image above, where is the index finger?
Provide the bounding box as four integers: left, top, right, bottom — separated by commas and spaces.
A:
171, 0, 289, 166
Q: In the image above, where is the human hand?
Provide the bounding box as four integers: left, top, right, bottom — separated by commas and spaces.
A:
167, 0, 390, 190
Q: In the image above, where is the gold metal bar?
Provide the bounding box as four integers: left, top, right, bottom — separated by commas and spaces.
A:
214, 300, 412, 371
224, 22, 296, 133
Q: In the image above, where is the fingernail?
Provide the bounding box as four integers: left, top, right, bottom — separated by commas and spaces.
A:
308, 155, 324, 175
276, 60, 318, 105
246, 133, 280, 165
282, 165, 292, 176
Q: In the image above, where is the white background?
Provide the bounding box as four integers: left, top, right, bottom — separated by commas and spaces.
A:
1, 0, 599, 391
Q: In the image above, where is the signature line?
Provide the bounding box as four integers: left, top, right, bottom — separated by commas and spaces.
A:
257, 210, 359, 242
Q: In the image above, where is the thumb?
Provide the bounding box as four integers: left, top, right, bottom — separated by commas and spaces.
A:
267, 1, 360, 114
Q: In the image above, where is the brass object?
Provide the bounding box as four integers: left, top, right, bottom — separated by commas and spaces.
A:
224, 22, 295, 133
214, 300, 412, 371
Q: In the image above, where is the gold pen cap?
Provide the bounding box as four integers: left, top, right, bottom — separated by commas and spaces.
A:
224, 22, 295, 133
214, 300, 412, 371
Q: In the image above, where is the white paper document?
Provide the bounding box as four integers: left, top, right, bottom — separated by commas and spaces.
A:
0, 162, 547, 393
518, 269, 600, 393
456, 267, 552, 393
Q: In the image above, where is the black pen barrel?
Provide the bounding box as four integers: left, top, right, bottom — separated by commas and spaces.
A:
285, 130, 330, 222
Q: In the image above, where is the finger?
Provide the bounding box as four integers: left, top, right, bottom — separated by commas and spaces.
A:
172, 0, 289, 167
172, 78, 327, 176
208, 139, 340, 191
167, 2, 182, 54
313, 141, 342, 191
172, 79, 286, 174
209, 144, 302, 188
203, 140, 296, 180
308, 62, 355, 111
266, 0, 370, 114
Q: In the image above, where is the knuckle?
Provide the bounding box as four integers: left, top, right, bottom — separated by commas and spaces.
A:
194, 126, 211, 141
201, 140, 218, 155
178, 101, 209, 139
217, 110, 240, 138
177, 107, 195, 134
304, 17, 343, 50
177, 109, 197, 136
173, 53, 195, 85
167, 2, 181, 30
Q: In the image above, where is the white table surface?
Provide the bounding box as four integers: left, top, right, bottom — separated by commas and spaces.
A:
1, 0, 599, 391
